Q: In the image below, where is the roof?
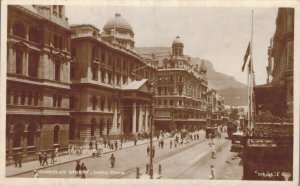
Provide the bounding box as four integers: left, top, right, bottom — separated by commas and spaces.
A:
173, 36, 183, 45
121, 79, 148, 90
103, 13, 133, 32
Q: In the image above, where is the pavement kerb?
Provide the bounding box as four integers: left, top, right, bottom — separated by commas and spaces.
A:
6, 137, 172, 177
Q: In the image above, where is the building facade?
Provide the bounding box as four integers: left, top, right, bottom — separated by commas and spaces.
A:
70, 14, 158, 142
154, 36, 209, 131
6, 5, 72, 159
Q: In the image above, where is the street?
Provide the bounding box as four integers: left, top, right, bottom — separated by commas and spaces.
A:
12, 131, 242, 180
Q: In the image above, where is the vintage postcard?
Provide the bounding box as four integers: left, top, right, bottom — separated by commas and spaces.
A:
1, 0, 299, 186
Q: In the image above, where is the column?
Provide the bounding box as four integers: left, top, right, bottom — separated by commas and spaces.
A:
132, 102, 136, 133
112, 101, 118, 134
22, 126, 28, 154
8, 132, 13, 158
7, 43, 14, 73
145, 106, 149, 132
23, 51, 28, 76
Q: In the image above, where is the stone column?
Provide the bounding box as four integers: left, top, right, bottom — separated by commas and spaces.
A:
145, 106, 149, 132
23, 51, 28, 76
132, 102, 136, 133
7, 43, 14, 73
8, 132, 13, 158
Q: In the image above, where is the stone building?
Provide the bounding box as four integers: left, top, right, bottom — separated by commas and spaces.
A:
69, 13, 158, 142
6, 5, 72, 159
207, 89, 225, 125
255, 7, 294, 119
154, 36, 209, 131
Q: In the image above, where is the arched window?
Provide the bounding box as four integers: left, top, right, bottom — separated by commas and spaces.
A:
28, 51, 39, 77
13, 124, 24, 148
28, 27, 39, 43
53, 125, 59, 144
27, 123, 37, 146
13, 20, 26, 38
16, 48, 23, 74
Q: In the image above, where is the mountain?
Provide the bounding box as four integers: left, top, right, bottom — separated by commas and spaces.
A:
136, 47, 248, 106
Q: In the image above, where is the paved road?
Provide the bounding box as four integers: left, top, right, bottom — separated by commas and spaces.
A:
125, 137, 230, 179
14, 131, 207, 178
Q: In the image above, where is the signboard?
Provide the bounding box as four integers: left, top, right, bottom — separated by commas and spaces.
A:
247, 139, 277, 147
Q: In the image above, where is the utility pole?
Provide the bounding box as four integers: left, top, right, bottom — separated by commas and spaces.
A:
149, 80, 155, 179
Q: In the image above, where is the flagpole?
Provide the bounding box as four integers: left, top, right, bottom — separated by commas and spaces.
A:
249, 10, 254, 133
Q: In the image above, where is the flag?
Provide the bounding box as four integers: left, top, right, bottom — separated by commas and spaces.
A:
242, 42, 250, 72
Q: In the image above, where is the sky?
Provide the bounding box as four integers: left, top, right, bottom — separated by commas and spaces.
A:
65, 6, 278, 85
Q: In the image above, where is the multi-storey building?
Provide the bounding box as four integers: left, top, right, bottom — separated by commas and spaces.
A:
207, 89, 225, 125
70, 13, 158, 142
6, 5, 72, 159
244, 8, 294, 180
154, 36, 208, 131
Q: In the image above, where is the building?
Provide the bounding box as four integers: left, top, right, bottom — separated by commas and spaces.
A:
69, 13, 158, 142
6, 5, 72, 159
207, 89, 225, 125
154, 36, 209, 132
243, 8, 294, 180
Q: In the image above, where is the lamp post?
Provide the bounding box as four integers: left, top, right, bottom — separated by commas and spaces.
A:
149, 80, 155, 179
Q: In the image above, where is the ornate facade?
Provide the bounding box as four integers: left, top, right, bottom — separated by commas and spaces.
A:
154, 36, 209, 131
6, 5, 72, 158
70, 14, 157, 142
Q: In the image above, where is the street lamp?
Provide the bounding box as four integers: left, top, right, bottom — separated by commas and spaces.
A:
149, 80, 155, 179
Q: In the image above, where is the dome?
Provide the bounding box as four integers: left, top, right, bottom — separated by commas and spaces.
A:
103, 13, 133, 32
173, 36, 183, 45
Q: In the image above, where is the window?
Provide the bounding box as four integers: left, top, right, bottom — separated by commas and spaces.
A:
92, 63, 98, 80
70, 63, 76, 80
34, 92, 38, 106
58, 5, 63, 18
53, 125, 59, 144
16, 48, 23, 74
57, 95, 62, 107
71, 47, 76, 58
54, 34, 58, 48
69, 120, 75, 140
108, 99, 111, 111
123, 76, 127, 84
158, 99, 161, 105
13, 92, 18, 105
27, 124, 37, 146
92, 96, 97, 110
53, 5, 58, 16
117, 75, 120, 85
101, 69, 105, 83
170, 99, 173, 106
20, 91, 25, 105
58, 36, 63, 50
28, 93, 32, 105
170, 75, 174, 82
158, 87, 161, 95
108, 72, 112, 84
123, 60, 126, 69
100, 97, 105, 111
6, 90, 11, 104
28, 51, 39, 77
164, 100, 167, 106
179, 100, 182, 106
13, 124, 24, 148
164, 87, 168, 95
53, 94, 57, 107
92, 47, 97, 58
101, 52, 105, 62
70, 96, 75, 110
54, 61, 60, 81
12, 21, 25, 38
29, 27, 39, 43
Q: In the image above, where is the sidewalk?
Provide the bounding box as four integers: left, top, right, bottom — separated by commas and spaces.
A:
6, 137, 166, 177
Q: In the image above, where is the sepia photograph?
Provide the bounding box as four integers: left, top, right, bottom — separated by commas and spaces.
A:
1, 0, 299, 186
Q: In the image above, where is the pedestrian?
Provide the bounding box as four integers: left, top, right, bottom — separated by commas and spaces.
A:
92, 147, 97, 157
38, 152, 43, 166
109, 154, 116, 168
161, 140, 164, 149
158, 140, 161, 149
80, 163, 87, 178
211, 147, 216, 159
42, 152, 48, 166
147, 145, 150, 155
134, 138, 137, 146
33, 170, 38, 178
170, 139, 172, 149
95, 141, 98, 150
89, 141, 93, 149
152, 146, 155, 158
18, 153, 22, 168
114, 140, 118, 151
75, 160, 81, 177
13, 153, 18, 167
210, 165, 215, 179
50, 151, 55, 164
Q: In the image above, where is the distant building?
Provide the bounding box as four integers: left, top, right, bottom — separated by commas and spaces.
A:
6, 5, 72, 158
207, 89, 225, 124
154, 36, 209, 131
